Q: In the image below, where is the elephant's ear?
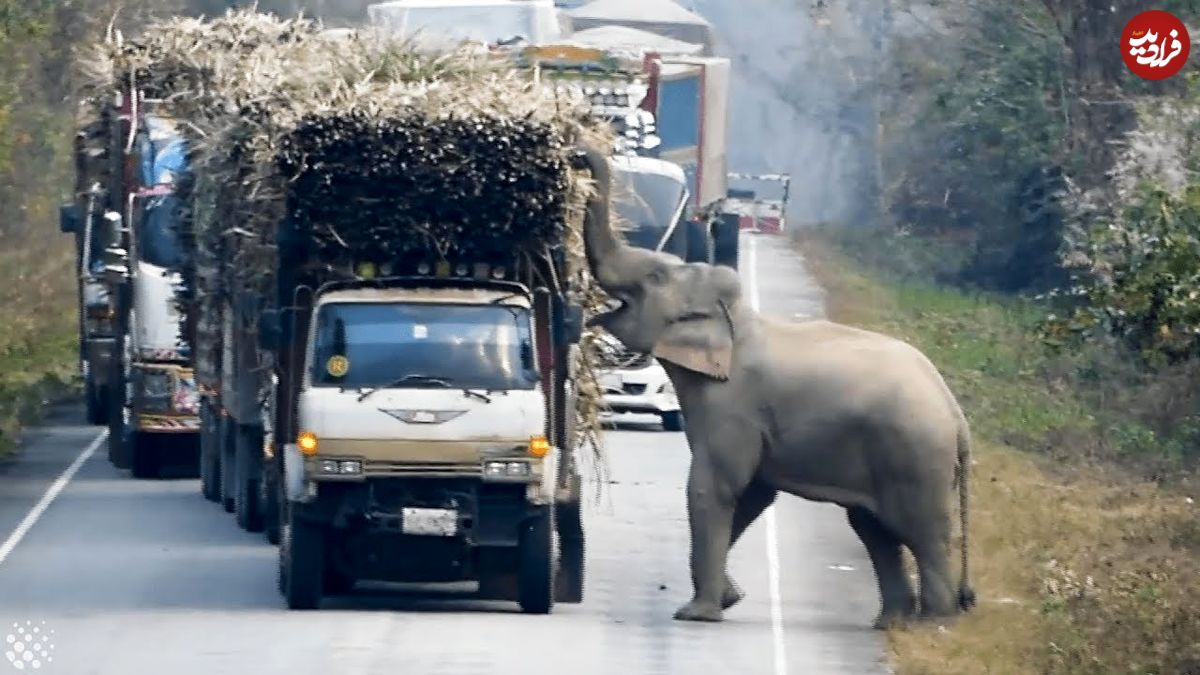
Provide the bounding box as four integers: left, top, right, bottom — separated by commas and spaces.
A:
652, 267, 740, 380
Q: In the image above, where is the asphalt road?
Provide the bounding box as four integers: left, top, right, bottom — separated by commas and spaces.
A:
0, 232, 888, 675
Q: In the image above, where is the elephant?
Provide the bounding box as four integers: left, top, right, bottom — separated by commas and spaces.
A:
574, 147, 977, 627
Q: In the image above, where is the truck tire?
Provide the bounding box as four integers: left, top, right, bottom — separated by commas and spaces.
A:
712, 215, 740, 270
199, 402, 221, 502
661, 410, 684, 432
130, 433, 160, 479
518, 506, 555, 615
234, 424, 265, 532
219, 416, 236, 513
279, 510, 324, 610
684, 219, 711, 263
262, 460, 282, 545
554, 499, 584, 604
106, 338, 131, 470
85, 370, 109, 426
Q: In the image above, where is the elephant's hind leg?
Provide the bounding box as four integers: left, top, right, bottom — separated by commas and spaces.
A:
847, 506, 916, 629
908, 521, 959, 620
722, 480, 778, 610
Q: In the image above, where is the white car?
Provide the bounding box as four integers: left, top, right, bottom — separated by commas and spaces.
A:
595, 333, 683, 431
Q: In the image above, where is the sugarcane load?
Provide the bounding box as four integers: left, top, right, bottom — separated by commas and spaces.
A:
71, 9, 616, 612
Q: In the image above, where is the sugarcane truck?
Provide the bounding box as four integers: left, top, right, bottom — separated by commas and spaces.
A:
60, 92, 201, 476
193, 160, 589, 614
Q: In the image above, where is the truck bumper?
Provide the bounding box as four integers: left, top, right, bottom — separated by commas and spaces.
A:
293, 477, 543, 584
136, 414, 201, 433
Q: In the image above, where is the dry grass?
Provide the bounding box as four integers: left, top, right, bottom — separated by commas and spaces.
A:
0, 228, 79, 457
797, 231, 1200, 675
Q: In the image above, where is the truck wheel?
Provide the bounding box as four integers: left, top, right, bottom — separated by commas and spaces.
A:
713, 215, 740, 270
234, 425, 265, 532
262, 461, 282, 545
106, 343, 131, 469
684, 220, 710, 263
554, 500, 585, 604
130, 433, 160, 479
219, 417, 236, 513
85, 374, 108, 426
199, 403, 221, 502
518, 506, 555, 615
661, 410, 684, 432
279, 510, 324, 610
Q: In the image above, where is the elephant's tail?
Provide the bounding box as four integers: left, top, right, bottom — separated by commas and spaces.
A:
955, 412, 977, 612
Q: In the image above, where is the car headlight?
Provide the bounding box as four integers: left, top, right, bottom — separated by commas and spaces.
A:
483, 460, 531, 479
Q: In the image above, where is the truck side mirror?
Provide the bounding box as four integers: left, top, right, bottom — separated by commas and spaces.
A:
59, 203, 80, 234
259, 309, 282, 351
560, 304, 584, 345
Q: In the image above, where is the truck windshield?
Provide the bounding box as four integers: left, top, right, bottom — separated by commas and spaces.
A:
612, 169, 688, 251
310, 302, 538, 390
137, 193, 185, 270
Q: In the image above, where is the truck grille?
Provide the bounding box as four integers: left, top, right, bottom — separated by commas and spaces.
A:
595, 338, 652, 370
364, 461, 481, 477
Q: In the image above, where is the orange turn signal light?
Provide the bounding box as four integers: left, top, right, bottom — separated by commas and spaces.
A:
528, 435, 551, 458
297, 431, 318, 455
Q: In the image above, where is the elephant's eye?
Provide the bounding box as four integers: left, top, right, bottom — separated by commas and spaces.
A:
648, 269, 667, 285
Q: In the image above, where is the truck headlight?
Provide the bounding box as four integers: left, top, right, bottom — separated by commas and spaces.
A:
483, 460, 531, 478
317, 459, 362, 475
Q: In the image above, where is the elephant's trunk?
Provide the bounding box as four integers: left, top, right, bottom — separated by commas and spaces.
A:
577, 146, 638, 292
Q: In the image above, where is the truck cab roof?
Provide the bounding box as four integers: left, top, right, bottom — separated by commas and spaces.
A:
611, 154, 687, 182
318, 286, 532, 308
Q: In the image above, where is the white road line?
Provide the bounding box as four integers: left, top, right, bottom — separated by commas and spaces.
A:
745, 234, 789, 675
0, 430, 106, 567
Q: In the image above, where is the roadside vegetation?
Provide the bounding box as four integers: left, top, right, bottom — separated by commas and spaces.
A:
0, 0, 350, 457
789, 2, 1200, 672
801, 232, 1199, 675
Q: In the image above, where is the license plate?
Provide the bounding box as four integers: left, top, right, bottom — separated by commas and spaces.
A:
401, 507, 458, 536
599, 374, 622, 391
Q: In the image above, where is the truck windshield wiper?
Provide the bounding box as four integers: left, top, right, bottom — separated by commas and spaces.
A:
462, 389, 492, 403
357, 374, 453, 402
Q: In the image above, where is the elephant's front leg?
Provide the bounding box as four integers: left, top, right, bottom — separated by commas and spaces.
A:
674, 463, 739, 622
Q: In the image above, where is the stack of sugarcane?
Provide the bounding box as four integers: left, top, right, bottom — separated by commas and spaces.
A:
74, 9, 618, 485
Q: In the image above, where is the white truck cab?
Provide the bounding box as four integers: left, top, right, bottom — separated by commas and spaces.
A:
597, 154, 689, 431
288, 284, 555, 503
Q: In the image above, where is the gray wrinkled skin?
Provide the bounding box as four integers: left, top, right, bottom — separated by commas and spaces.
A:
577, 148, 977, 627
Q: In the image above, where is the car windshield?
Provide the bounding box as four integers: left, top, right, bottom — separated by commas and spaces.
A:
137, 193, 185, 270
310, 302, 538, 390
612, 168, 688, 252
369, 5, 559, 46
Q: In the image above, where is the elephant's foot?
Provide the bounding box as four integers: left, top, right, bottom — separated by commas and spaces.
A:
872, 596, 918, 630
721, 578, 745, 610
673, 599, 724, 622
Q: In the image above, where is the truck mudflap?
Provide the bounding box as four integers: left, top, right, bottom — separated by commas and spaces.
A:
283, 442, 313, 503
526, 446, 560, 506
